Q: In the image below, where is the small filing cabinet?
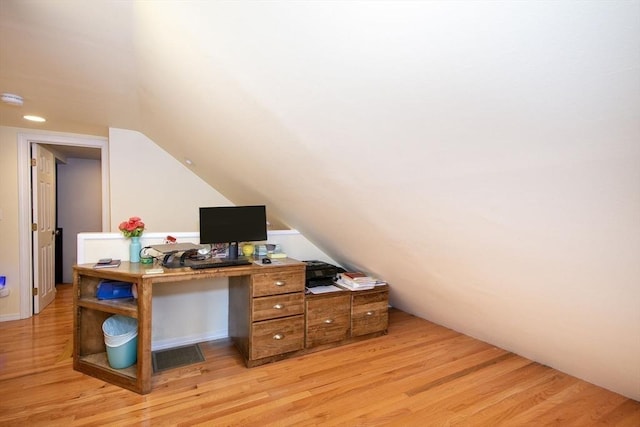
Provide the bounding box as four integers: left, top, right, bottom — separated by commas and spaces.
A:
305, 292, 351, 348
350, 287, 389, 337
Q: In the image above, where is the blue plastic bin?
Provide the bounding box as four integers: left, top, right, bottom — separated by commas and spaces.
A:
102, 315, 138, 369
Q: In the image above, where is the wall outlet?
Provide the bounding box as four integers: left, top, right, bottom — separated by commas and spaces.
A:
0, 276, 8, 298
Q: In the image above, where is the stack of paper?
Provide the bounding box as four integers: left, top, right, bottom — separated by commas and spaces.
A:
336, 272, 386, 291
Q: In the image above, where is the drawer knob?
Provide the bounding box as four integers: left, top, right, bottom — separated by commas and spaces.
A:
366, 311, 374, 316
274, 280, 286, 287
273, 333, 284, 340
324, 319, 334, 324
273, 303, 284, 310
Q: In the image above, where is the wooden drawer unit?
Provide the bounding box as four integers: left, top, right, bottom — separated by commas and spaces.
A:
351, 287, 389, 337
252, 293, 304, 322
305, 293, 351, 348
229, 261, 307, 366
251, 315, 305, 360
252, 270, 305, 297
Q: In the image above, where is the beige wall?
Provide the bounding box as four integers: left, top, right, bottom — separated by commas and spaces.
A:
0, 127, 22, 320
0, 126, 106, 319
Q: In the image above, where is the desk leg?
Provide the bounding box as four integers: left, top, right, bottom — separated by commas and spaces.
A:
137, 278, 153, 394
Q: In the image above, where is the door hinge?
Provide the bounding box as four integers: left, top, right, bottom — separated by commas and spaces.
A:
33, 287, 38, 296
31, 158, 37, 167
32, 223, 37, 231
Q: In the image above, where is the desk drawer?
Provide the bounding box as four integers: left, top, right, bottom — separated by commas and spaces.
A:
252, 270, 304, 297
251, 315, 304, 359
351, 290, 388, 337
306, 294, 351, 347
253, 293, 304, 322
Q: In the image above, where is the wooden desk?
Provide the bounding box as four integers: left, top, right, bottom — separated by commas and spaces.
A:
73, 259, 305, 394
73, 259, 388, 394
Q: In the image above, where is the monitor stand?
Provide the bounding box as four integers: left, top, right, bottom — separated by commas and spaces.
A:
228, 242, 239, 260
162, 250, 194, 268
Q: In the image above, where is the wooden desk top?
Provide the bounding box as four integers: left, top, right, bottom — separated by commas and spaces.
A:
74, 258, 306, 283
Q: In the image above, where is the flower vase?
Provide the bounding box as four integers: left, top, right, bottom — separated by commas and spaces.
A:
130, 236, 141, 263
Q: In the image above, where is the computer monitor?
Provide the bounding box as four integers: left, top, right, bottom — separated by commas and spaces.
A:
199, 205, 268, 259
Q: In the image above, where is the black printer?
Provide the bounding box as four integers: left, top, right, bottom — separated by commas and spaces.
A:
304, 260, 345, 288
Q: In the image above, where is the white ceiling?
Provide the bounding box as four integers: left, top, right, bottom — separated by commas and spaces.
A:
1, 0, 639, 399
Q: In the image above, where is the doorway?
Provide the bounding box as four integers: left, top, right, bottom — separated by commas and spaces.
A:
53, 153, 104, 284
17, 133, 110, 318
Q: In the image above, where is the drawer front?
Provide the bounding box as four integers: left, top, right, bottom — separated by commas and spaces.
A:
306, 294, 351, 347
251, 316, 304, 360
351, 290, 389, 337
253, 293, 304, 322
252, 270, 305, 297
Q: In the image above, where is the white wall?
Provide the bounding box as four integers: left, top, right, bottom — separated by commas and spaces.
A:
108, 128, 233, 232
164, 2, 637, 400
77, 230, 336, 350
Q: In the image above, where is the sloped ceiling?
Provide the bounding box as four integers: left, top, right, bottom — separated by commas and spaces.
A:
1, 1, 639, 399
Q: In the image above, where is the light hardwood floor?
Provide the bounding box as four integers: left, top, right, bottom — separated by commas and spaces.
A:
0, 284, 638, 426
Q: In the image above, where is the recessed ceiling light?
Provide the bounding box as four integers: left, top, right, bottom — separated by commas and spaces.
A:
1, 93, 24, 106
185, 158, 194, 166
23, 115, 46, 122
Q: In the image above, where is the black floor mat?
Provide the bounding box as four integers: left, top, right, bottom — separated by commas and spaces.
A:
152, 344, 205, 373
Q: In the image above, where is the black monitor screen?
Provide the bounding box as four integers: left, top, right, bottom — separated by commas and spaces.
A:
199, 205, 268, 248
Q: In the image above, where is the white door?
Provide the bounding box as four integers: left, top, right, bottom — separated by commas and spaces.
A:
32, 144, 57, 313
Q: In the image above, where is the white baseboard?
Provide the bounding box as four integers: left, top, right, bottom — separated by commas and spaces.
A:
0, 313, 21, 322
151, 328, 229, 351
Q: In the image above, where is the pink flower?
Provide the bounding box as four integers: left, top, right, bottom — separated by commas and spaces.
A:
119, 216, 145, 238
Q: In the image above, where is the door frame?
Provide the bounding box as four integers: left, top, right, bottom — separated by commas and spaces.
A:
17, 132, 110, 319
